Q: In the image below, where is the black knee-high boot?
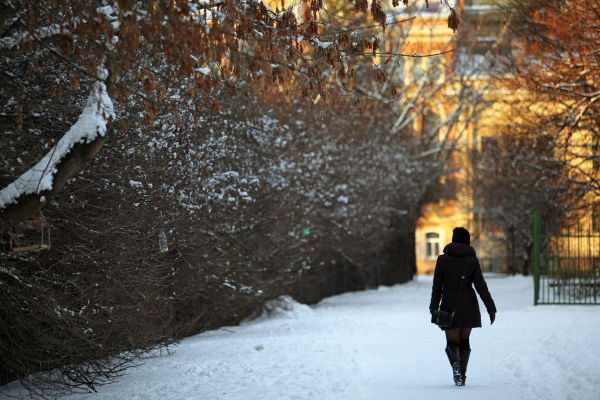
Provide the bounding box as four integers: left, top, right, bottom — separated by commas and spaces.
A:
459, 339, 471, 386
445, 343, 463, 386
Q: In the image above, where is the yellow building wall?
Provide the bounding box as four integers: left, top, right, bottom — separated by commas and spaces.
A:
415, 200, 468, 274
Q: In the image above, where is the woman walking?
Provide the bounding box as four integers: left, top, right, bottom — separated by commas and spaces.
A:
429, 227, 496, 386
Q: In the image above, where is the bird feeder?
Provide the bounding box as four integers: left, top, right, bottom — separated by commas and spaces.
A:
10, 213, 51, 253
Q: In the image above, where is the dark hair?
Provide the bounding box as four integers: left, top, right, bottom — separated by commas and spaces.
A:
452, 227, 470, 245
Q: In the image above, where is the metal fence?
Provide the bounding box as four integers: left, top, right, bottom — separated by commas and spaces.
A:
533, 212, 600, 305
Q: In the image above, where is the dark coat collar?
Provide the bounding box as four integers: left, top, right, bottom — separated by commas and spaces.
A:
443, 242, 476, 257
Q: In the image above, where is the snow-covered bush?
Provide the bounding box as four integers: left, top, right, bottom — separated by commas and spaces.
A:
0, 1, 481, 396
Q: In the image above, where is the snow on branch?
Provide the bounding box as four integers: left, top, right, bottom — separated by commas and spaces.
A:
0, 68, 114, 211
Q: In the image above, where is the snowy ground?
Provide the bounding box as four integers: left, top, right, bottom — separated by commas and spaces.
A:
5, 275, 600, 400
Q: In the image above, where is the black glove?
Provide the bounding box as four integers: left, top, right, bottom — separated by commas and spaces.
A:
489, 312, 496, 325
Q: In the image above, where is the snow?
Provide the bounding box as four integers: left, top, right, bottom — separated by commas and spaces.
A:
4, 276, 600, 399
464, 5, 501, 12
0, 70, 114, 210
313, 38, 333, 49
0, 24, 61, 51
337, 195, 349, 204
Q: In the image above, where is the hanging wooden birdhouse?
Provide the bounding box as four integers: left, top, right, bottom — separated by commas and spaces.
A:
10, 213, 51, 253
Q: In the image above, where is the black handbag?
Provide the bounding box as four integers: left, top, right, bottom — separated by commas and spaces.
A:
431, 257, 471, 330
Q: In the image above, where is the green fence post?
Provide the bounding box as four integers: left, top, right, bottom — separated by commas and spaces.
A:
533, 211, 542, 305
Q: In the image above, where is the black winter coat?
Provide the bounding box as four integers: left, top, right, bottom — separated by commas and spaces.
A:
429, 242, 496, 329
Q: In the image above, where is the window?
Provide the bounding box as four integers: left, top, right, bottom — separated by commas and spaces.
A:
408, 58, 425, 84
422, 228, 445, 261
426, 56, 445, 83
392, 57, 405, 85
422, 110, 441, 138
593, 204, 600, 233
425, 232, 442, 259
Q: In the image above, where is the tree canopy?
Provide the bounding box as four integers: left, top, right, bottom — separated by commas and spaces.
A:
0, 0, 462, 230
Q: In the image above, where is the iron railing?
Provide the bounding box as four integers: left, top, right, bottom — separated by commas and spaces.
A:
533, 211, 600, 305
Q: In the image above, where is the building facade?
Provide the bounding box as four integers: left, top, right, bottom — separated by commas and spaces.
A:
393, 0, 513, 274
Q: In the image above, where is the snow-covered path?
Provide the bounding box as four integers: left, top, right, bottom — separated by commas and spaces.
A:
6, 276, 600, 400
